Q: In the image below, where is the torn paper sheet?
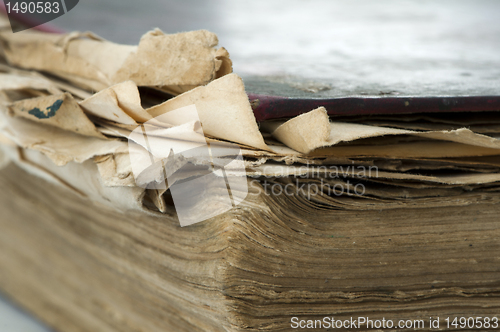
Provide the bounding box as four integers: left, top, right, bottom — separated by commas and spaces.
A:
0, 73, 62, 96
1, 144, 152, 213
263, 107, 500, 154
80, 81, 152, 125
0, 29, 232, 92
94, 153, 137, 187
0, 70, 63, 104
8, 92, 105, 138
98, 118, 317, 168
114, 29, 232, 90
0, 113, 127, 166
0, 63, 92, 100
148, 73, 269, 151
261, 107, 330, 154
0, 31, 122, 91
98, 118, 261, 155
127, 119, 218, 188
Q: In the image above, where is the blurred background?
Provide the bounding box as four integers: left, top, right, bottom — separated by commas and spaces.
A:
51, 0, 500, 97
0, 295, 52, 332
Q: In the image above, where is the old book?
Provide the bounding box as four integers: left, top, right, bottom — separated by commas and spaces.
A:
1, 5, 500, 332
2, 152, 500, 332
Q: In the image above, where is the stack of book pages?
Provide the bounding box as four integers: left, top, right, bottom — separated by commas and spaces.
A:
0, 15, 499, 332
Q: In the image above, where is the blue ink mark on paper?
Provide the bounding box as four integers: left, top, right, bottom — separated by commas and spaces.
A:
28, 99, 63, 119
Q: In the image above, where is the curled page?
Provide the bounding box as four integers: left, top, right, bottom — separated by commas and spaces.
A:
80, 81, 152, 125
261, 107, 330, 154
148, 73, 269, 151
0, 29, 232, 92
0, 31, 123, 91
265, 107, 500, 154
113, 29, 232, 91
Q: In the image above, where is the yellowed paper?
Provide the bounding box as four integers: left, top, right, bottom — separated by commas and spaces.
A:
0, 113, 127, 165
2, 145, 149, 213
0, 73, 62, 95
0, 29, 232, 92
113, 29, 232, 90
148, 73, 269, 150
8, 92, 104, 138
261, 107, 330, 154
265, 107, 500, 154
80, 81, 152, 125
